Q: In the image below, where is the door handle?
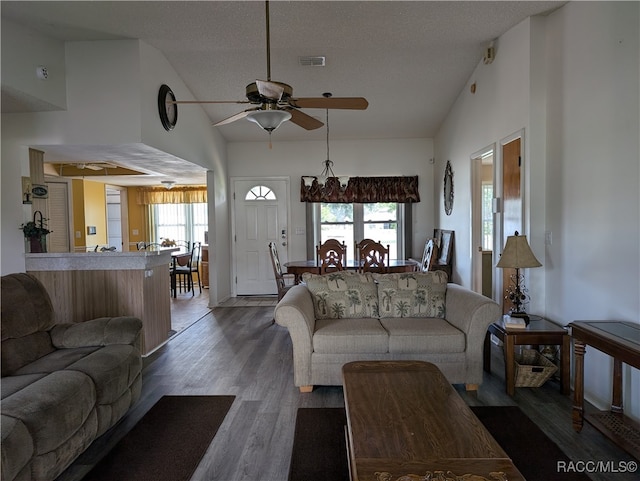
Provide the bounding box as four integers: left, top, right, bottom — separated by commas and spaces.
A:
282, 242, 287, 246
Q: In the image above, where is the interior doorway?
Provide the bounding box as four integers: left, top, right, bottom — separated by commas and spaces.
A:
471, 146, 495, 298
106, 186, 129, 251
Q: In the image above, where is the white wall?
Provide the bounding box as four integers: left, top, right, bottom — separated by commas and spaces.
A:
1, 19, 67, 110
435, 1, 639, 419
435, 18, 535, 288
543, 1, 639, 418
228, 137, 434, 264
1, 25, 231, 301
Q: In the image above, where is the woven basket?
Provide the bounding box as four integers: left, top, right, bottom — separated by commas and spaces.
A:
514, 349, 558, 387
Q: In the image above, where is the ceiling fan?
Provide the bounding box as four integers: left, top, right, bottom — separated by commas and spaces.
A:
173, 1, 368, 136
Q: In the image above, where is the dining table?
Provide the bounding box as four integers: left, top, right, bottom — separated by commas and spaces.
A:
284, 258, 419, 284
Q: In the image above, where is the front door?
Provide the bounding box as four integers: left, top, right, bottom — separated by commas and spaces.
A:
233, 178, 289, 295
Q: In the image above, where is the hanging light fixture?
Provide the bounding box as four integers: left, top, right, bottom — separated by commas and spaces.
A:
161, 180, 176, 190
302, 93, 349, 193
246, 105, 291, 133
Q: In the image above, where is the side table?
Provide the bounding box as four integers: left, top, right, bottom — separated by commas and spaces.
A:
484, 317, 570, 397
569, 320, 640, 459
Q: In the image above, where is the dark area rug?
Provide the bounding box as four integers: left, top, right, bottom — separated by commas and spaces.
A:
289, 406, 590, 481
82, 395, 235, 481
289, 408, 349, 481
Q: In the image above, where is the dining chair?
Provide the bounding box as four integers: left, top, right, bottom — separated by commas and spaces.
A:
358, 240, 389, 273
268, 242, 295, 300
170, 251, 193, 297
174, 242, 201, 296
354, 238, 376, 264
316, 239, 347, 274
417, 238, 438, 272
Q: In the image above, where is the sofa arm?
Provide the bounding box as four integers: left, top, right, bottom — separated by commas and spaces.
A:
274, 285, 316, 386
445, 283, 500, 354
50, 316, 143, 350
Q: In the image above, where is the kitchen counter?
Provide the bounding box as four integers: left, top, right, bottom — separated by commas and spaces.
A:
26, 251, 173, 355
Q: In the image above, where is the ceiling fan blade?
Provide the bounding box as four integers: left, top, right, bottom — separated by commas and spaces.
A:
256, 80, 285, 100
289, 97, 369, 110
171, 100, 250, 105
287, 108, 324, 130
213, 108, 259, 127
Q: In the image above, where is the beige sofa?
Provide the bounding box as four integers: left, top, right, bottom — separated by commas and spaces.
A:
274, 271, 500, 392
1, 273, 143, 481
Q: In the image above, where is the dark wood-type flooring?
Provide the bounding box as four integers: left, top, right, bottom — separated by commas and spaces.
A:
57, 303, 637, 481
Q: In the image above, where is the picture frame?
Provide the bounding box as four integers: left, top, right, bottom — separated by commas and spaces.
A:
437, 230, 454, 265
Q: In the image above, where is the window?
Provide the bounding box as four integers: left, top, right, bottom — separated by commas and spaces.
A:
316, 203, 403, 260
245, 185, 276, 200
153, 203, 207, 244
481, 183, 493, 251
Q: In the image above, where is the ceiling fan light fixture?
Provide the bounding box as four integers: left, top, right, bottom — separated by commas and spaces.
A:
246, 109, 291, 132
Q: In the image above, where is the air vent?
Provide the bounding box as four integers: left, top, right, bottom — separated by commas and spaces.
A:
298, 56, 326, 67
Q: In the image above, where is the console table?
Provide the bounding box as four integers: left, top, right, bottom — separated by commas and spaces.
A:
569, 320, 640, 459
342, 360, 524, 481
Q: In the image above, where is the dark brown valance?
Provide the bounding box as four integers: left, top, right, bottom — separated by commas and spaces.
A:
300, 176, 420, 203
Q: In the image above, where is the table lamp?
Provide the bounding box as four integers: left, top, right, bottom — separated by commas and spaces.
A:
497, 231, 542, 324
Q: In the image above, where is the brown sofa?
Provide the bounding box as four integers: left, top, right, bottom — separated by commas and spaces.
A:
1, 273, 143, 481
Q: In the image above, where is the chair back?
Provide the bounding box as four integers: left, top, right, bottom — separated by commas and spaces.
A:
358, 241, 389, 273
269, 242, 293, 300
316, 239, 347, 274
355, 238, 376, 264
175, 252, 191, 268
419, 238, 438, 272
189, 241, 201, 268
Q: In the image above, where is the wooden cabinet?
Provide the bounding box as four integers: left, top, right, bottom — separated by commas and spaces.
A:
201, 244, 209, 288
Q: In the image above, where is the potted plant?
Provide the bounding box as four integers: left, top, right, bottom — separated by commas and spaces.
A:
20, 211, 51, 253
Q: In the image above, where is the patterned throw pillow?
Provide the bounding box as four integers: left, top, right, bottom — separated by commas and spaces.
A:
373, 271, 448, 318
302, 272, 378, 319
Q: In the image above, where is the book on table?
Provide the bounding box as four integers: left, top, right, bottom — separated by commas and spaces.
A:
503, 315, 526, 329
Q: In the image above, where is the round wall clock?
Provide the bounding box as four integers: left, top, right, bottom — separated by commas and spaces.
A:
158, 84, 177, 131
444, 160, 454, 215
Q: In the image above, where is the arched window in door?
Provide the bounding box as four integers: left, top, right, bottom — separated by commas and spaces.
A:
245, 185, 276, 200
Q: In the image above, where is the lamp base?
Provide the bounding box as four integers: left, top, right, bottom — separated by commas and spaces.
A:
509, 311, 530, 325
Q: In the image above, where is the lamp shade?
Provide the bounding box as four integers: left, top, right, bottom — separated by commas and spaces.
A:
246, 109, 291, 132
497, 232, 542, 269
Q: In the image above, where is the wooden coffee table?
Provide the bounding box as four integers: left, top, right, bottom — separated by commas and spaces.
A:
342, 361, 525, 481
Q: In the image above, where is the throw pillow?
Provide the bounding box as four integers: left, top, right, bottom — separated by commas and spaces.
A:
373, 271, 448, 318
302, 271, 378, 319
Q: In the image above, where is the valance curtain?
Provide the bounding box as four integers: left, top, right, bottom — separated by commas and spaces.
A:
137, 186, 207, 205
300, 176, 420, 203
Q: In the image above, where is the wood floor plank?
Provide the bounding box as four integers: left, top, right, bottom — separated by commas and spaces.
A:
55, 305, 637, 481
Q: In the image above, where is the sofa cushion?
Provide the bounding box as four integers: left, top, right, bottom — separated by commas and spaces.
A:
380, 317, 465, 353
374, 271, 448, 318
0, 415, 33, 481
1, 333, 55, 378
313, 318, 389, 353
302, 272, 378, 319
0, 370, 97, 455
1, 273, 56, 377
12, 346, 100, 376
65, 344, 142, 405
1, 374, 48, 399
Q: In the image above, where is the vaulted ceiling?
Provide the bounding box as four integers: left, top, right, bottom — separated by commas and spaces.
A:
3, 0, 563, 143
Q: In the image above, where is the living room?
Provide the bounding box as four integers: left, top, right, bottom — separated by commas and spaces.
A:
1, 1, 638, 480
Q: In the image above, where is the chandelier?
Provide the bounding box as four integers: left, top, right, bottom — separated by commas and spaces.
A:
302, 94, 349, 193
